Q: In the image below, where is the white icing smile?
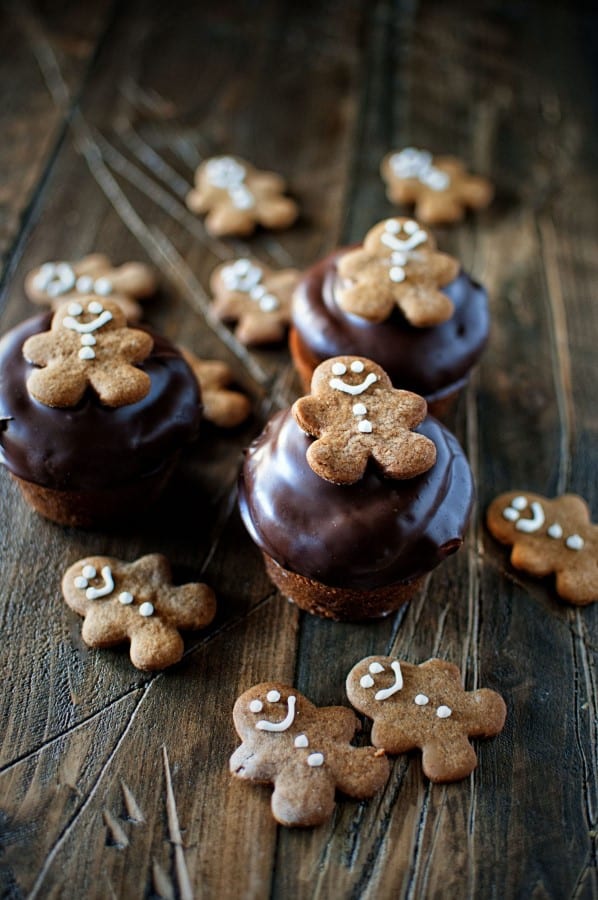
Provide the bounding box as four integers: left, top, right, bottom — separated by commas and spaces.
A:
205, 156, 255, 210
329, 361, 378, 396
374, 661, 404, 701
255, 694, 297, 732
220, 258, 280, 311
389, 148, 450, 192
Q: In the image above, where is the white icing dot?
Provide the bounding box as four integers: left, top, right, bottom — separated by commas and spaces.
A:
436, 705, 452, 719
82, 565, 96, 579
414, 694, 429, 706
119, 591, 134, 605
236, 259, 251, 274
358, 420, 373, 433
138, 602, 154, 617
566, 534, 584, 551
512, 496, 528, 511
503, 507, 520, 522
76, 276, 94, 294
350, 360, 365, 373
250, 285, 266, 299
80, 334, 96, 346
360, 674, 375, 688
249, 699, 263, 713
547, 523, 563, 539
369, 662, 385, 674
404, 220, 418, 234
94, 278, 112, 296
266, 690, 281, 703
87, 300, 104, 314
74, 576, 88, 589
294, 734, 309, 748
331, 362, 347, 376
385, 219, 400, 234
67, 301, 83, 316
259, 294, 279, 312
307, 752, 324, 767
426, 169, 450, 191
353, 402, 367, 416
78, 347, 96, 360
389, 266, 406, 283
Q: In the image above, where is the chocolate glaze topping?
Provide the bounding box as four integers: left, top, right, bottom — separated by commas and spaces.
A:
238, 410, 474, 590
292, 248, 489, 399
0, 314, 201, 490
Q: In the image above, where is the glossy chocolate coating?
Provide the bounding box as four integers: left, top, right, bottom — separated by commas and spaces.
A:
239, 410, 474, 590
292, 249, 489, 399
0, 314, 201, 490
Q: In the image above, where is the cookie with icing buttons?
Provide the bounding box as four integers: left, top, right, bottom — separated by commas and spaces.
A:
0, 311, 201, 526
186, 156, 298, 237
381, 148, 493, 225
23, 297, 153, 408
180, 347, 251, 428
62, 554, 216, 670
25, 254, 157, 322
336, 218, 458, 325
210, 258, 299, 345
239, 355, 474, 620
230, 682, 389, 827
292, 356, 436, 484
346, 657, 507, 782
487, 491, 598, 606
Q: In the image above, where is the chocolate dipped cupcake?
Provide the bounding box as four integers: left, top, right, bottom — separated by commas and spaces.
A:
0, 298, 201, 527
290, 217, 489, 417
239, 356, 474, 621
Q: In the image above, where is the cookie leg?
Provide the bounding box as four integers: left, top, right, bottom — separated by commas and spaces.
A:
271, 770, 336, 827
421, 734, 477, 783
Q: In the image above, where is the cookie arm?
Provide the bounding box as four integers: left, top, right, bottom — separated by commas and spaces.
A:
333, 746, 389, 799
460, 689, 507, 738
160, 584, 217, 630
229, 743, 276, 782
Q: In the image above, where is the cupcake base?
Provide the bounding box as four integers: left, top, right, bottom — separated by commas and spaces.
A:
263, 552, 424, 622
289, 327, 463, 419
12, 458, 178, 529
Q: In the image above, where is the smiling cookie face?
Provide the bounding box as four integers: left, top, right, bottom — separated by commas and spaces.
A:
336, 218, 458, 325
292, 355, 436, 484
346, 656, 507, 783
230, 682, 389, 827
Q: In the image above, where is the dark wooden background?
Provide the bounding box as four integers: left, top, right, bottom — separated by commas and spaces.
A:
1, 1, 597, 897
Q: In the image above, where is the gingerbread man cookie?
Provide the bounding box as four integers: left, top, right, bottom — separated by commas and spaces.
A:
186, 156, 298, 237
292, 356, 436, 484
180, 347, 251, 428
62, 554, 217, 671
346, 657, 506, 783
487, 491, 598, 606
22, 297, 153, 408
25, 254, 157, 322
336, 218, 458, 325
381, 148, 493, 225
230, 682, 389, 827
210, 257, 299, 345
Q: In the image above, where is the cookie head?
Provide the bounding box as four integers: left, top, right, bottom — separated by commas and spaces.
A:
22, 297, 153, 408
363, 217, 436, 259
292, 356, 436, 484
233, 683, 307, 742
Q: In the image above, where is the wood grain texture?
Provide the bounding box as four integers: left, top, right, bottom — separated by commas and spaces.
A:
0, 0, 597, 898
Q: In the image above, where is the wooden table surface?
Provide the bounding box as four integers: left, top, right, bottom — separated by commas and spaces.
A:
1, 2, 597, 898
